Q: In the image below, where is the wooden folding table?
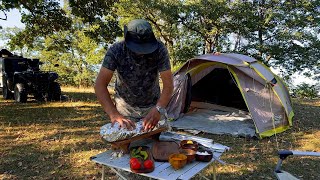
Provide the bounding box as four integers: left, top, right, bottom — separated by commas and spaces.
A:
91, 132, 227, 180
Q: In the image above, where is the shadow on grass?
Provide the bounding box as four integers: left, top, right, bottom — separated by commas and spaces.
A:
292, 101, 320, 131
0, 92, 113, 179
205, 133, 320, 179
0, 138, 111, 179
1, 94, 319, 179
0, 103, 103, 124
217, 156, 320, 179
1, 143, 72, 178
193, 99, 320, 179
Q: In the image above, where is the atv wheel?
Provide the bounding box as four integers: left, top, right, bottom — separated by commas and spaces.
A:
47, 82, 61, 101
3, 82, 13, 99
14, 83, 27, 103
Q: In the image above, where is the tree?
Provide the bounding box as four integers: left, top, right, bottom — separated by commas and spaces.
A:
37, 4, 106, 87
228, 0, 320, 79
0, 27, 22, 48
2, 0, 122, 49
0, 0, 20, 21
294, 83, 319, 99
38, 29, 105, 87
2, 1, 119, 87
1, 0, 72, 48
68, 0, 122, 45
178, 0, 231, 53
3, 0, 319, 86
0, 27, 35, 57
116, 0, 203, 65
116, 0, 180, 64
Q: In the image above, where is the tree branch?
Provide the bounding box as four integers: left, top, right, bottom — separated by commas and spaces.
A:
0, 10, 8, 20
145, 16, 171, 44
180, 18, 207, 40
19, 1, 52, 36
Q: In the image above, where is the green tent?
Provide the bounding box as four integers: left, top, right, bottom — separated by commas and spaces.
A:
167, 53, 294, 138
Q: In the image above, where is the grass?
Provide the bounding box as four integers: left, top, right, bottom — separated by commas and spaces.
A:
0, 87, 319, 179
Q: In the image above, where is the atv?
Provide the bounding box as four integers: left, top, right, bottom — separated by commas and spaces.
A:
0, 49, 61, 103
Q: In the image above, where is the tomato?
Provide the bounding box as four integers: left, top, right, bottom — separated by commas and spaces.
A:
130, 158, 139, 164
143, 160, 154, 169
130, 158, 141, 170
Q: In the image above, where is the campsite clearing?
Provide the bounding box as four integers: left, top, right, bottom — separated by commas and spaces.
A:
0, 87, 319, 179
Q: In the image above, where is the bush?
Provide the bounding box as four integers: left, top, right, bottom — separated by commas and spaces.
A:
293, 83, 319, 99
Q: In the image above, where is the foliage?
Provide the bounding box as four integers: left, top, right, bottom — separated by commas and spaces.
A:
115, 0, 189, 64
180, 0, 231, 53
1, 0, 121, 49
294, 83, 319, 99
0, 27, 22, 50
68, 0, 122, 45
229, 0, 320, 77
171, 61, 184, 73
1, 0, 320, 86
172, 33, 203, 63
39, 28, 105, 87
1, 0, 72, 48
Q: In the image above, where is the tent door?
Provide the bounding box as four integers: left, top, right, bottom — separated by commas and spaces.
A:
183, 73, 192, 113
189, 68, 248, 111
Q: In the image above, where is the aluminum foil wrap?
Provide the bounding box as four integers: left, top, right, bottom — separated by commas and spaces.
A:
100, 120, 168, 142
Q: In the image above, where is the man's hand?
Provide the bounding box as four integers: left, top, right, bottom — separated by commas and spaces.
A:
110, 113, 136, 130
142, 107, 161, 131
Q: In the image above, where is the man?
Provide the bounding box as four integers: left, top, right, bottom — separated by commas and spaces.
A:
95, 19, 173, 132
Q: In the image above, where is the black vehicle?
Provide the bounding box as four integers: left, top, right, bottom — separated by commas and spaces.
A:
0, 49, 61, 103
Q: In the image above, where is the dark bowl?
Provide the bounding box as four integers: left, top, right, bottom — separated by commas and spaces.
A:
180, 140, 199, 151
179, 148, 196, 163
195, 150, 213, 162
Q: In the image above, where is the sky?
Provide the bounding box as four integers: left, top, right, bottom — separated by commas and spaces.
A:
0, 9, 25, 28
0, 9, 317, 87
0, 9, 25, 47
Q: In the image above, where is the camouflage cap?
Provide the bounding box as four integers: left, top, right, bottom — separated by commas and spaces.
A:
124, 19, 159, 54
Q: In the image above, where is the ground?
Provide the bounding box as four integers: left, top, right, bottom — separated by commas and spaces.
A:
0, 87, 319, 179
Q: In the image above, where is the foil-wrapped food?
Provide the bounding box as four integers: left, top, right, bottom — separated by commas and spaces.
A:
100, 120, 168, 142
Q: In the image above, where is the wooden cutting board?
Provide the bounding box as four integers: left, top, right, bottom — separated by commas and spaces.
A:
152, 141, 180, 162
110, 127, 168, 154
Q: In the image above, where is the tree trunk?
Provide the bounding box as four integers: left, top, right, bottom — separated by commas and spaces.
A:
202, 41, 206, 54
167, 40, 176, 66
257, 0, 265, 61
205, 39, 214, 54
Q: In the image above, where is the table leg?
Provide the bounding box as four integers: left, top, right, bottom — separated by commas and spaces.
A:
101, 166, 105, 180
200, 175, 210, 180
213, 162, 217, 180
110, 167, 128, 180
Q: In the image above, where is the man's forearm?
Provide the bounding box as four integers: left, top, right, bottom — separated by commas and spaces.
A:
157, 70, 174, 108
94, 67, 121, 118
94, 85, 120, 117
156, 85, 173, 108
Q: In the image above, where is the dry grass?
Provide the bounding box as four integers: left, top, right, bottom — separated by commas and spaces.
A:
0, 88, 319, 179
0, 87, 109, 179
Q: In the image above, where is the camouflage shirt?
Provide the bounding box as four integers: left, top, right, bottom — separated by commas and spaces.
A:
102, 40, 171, 108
